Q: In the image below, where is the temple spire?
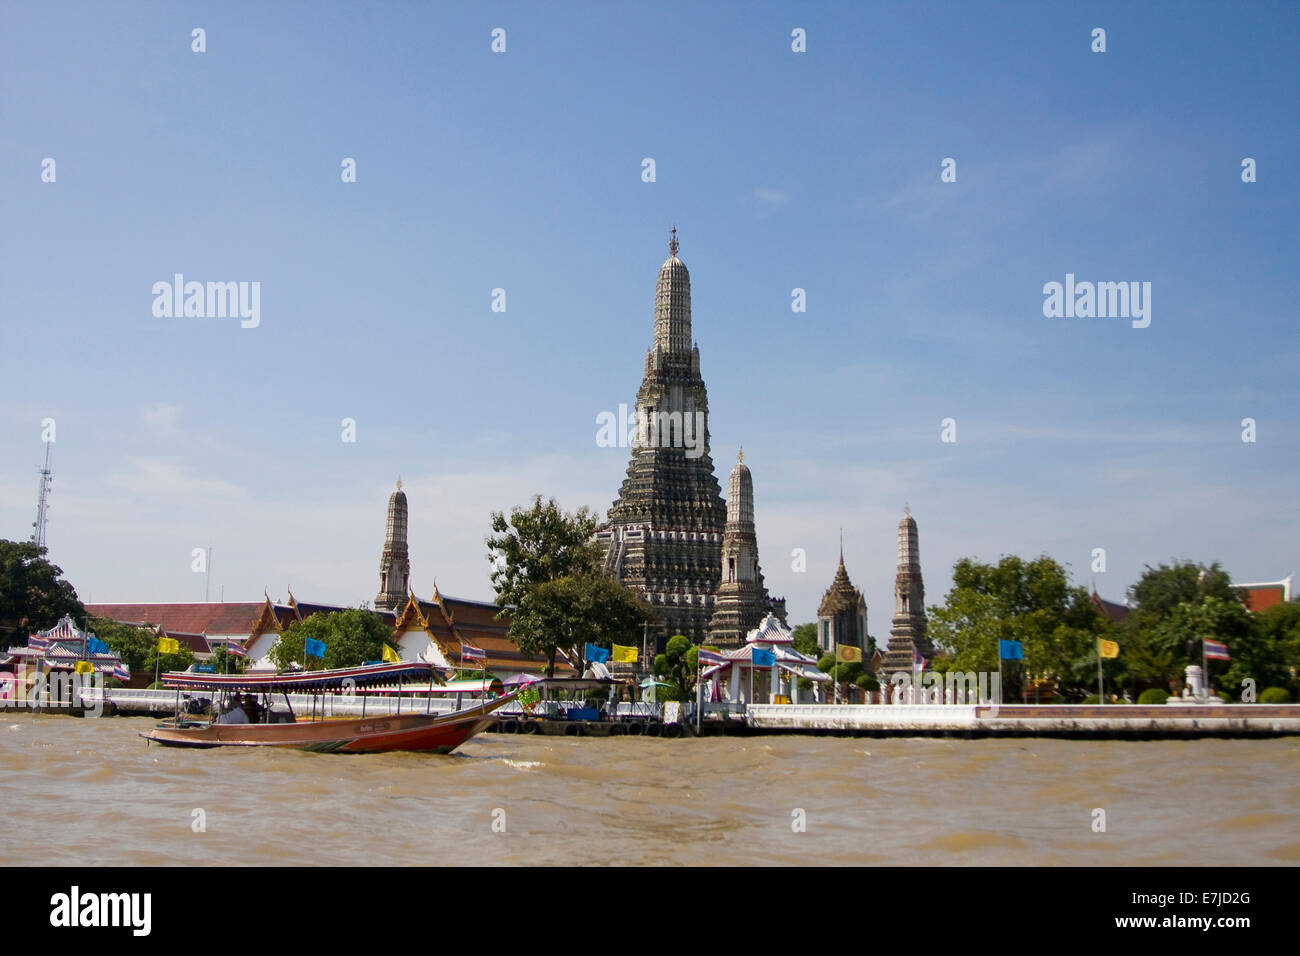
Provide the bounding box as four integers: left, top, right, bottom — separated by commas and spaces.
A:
669, 225, 678, 257
376, 482, 411, 612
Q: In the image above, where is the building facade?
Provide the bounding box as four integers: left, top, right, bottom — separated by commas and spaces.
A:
707, 451, 776, 647
596, 230, 728, 643
375, 481, 410, 612
879, 510, 934, 675
816, 547, 869, 655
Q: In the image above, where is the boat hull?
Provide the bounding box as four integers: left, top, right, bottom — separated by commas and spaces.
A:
141, 706, 501, 754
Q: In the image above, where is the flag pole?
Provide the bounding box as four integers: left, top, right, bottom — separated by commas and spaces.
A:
696, 648, 702, 736
1201, 635, 1208, 702
1098, 641, 1103, 704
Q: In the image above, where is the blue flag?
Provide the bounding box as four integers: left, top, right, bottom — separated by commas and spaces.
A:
751, 648, 776, 668
584, 643, 610, 664
87, 637, 109, 655
999, 639, 1023, 661
304, 638, 327, 659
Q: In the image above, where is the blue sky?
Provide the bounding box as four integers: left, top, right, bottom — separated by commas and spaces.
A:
2, 1, 1297, 628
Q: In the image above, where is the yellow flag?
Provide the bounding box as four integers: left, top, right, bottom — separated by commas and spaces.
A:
382, 643, 401, 664
835, 644, 863, 663
1098, 638, 1120, 659
158, 637, 180, 655
74, 661, 94, 675
611, 644, 638, 663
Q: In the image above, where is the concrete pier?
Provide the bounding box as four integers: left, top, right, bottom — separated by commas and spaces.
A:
745, 702, 1300, 738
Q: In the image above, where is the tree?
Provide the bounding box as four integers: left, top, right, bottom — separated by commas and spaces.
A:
0, 540, 84, 649
89, 617, 156, 674
1251, 601, 1300, 698
486, 496, 600, 609
509, 572, 654, 677
270, 609, 393, 671
1118, 561, 1248, 692
791, 622, 820, 658
653, 635, 697, 701
927, 555, 1105, 699
818, 652, 864, 700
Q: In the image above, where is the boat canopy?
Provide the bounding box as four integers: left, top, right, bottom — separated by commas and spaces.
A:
159, 661, 439, 692
358, 678, 504, 696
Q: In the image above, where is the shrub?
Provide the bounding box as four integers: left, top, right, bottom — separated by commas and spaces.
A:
1138, 688, 1169, 705
1259, 686, 1292, 704
1080, 694, 1102, 704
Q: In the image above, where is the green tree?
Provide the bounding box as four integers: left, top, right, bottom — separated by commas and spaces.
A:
270, 609, 393, 671
1118, 561, 1248, 692
0, 540, 84, 650
818, 652, 864, 699
486, 496, 600, 610
927, 555, 1105, 699
1251, 601, 1300, 697
653, 635, 697, 701
791, 622, 820, 658
89, 617, 156, 674
509, 572, 654, 677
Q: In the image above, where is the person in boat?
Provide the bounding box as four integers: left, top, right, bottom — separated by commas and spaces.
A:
217, 694, 249, 724
241, 693, 265, 724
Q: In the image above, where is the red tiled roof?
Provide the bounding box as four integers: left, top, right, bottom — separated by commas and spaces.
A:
86, 603, 263, 635
162, 630, 212, 655
1239, 586, 1285, 613
1091, 592, 1130, 623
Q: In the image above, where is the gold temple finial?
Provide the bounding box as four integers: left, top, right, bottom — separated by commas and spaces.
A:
396, 476, 402, 491
669, 225, 678, 257
738, 446, 743, 462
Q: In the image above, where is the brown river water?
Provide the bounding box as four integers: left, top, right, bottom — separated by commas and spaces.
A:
3, 714, 1298, 866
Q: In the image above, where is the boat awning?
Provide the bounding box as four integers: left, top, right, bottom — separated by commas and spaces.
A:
358, 678, 504, 696
160, 661, 438, 691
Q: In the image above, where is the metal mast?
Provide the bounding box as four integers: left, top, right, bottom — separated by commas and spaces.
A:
31, 442, 53, 548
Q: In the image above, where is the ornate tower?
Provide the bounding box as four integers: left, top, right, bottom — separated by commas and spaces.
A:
816, 541, 868, 654
880, 508, 934, 674
707, 450, 773, 647
375, 480, 410, 612
596, 229, 727, 644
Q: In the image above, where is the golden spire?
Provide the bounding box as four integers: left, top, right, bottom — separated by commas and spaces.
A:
738, 446, 743, 463
669, 225, 678, 257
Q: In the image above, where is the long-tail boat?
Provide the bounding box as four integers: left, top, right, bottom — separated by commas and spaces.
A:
139, 661, 516, 754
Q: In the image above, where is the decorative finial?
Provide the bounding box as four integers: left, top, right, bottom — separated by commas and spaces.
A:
669, 225, 678, 257
738, 446, 743, 463
396, 476, 402, 491
904, 503, 911, 517
839, 527, 844, 559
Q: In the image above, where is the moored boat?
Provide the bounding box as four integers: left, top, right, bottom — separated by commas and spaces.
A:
139, 661, 517, 754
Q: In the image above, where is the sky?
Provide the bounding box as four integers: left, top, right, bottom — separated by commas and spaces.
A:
2, 1, 1297, 629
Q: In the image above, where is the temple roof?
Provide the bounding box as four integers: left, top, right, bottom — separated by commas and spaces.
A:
818, 554, 866, 617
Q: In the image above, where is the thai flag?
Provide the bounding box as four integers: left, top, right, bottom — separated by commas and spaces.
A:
111, 664, 131, 682
698, 649, 727, 666
461, 644, 486, 662
226, 642, 247, 659
1204, 639, 1230, 661
28, 636, 49, 651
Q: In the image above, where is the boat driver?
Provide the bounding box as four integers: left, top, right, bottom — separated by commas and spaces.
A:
240, 693, 265, 723
217, 695, 249, 724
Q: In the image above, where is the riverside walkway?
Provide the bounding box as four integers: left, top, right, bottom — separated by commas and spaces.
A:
745, 702, 1300, 738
